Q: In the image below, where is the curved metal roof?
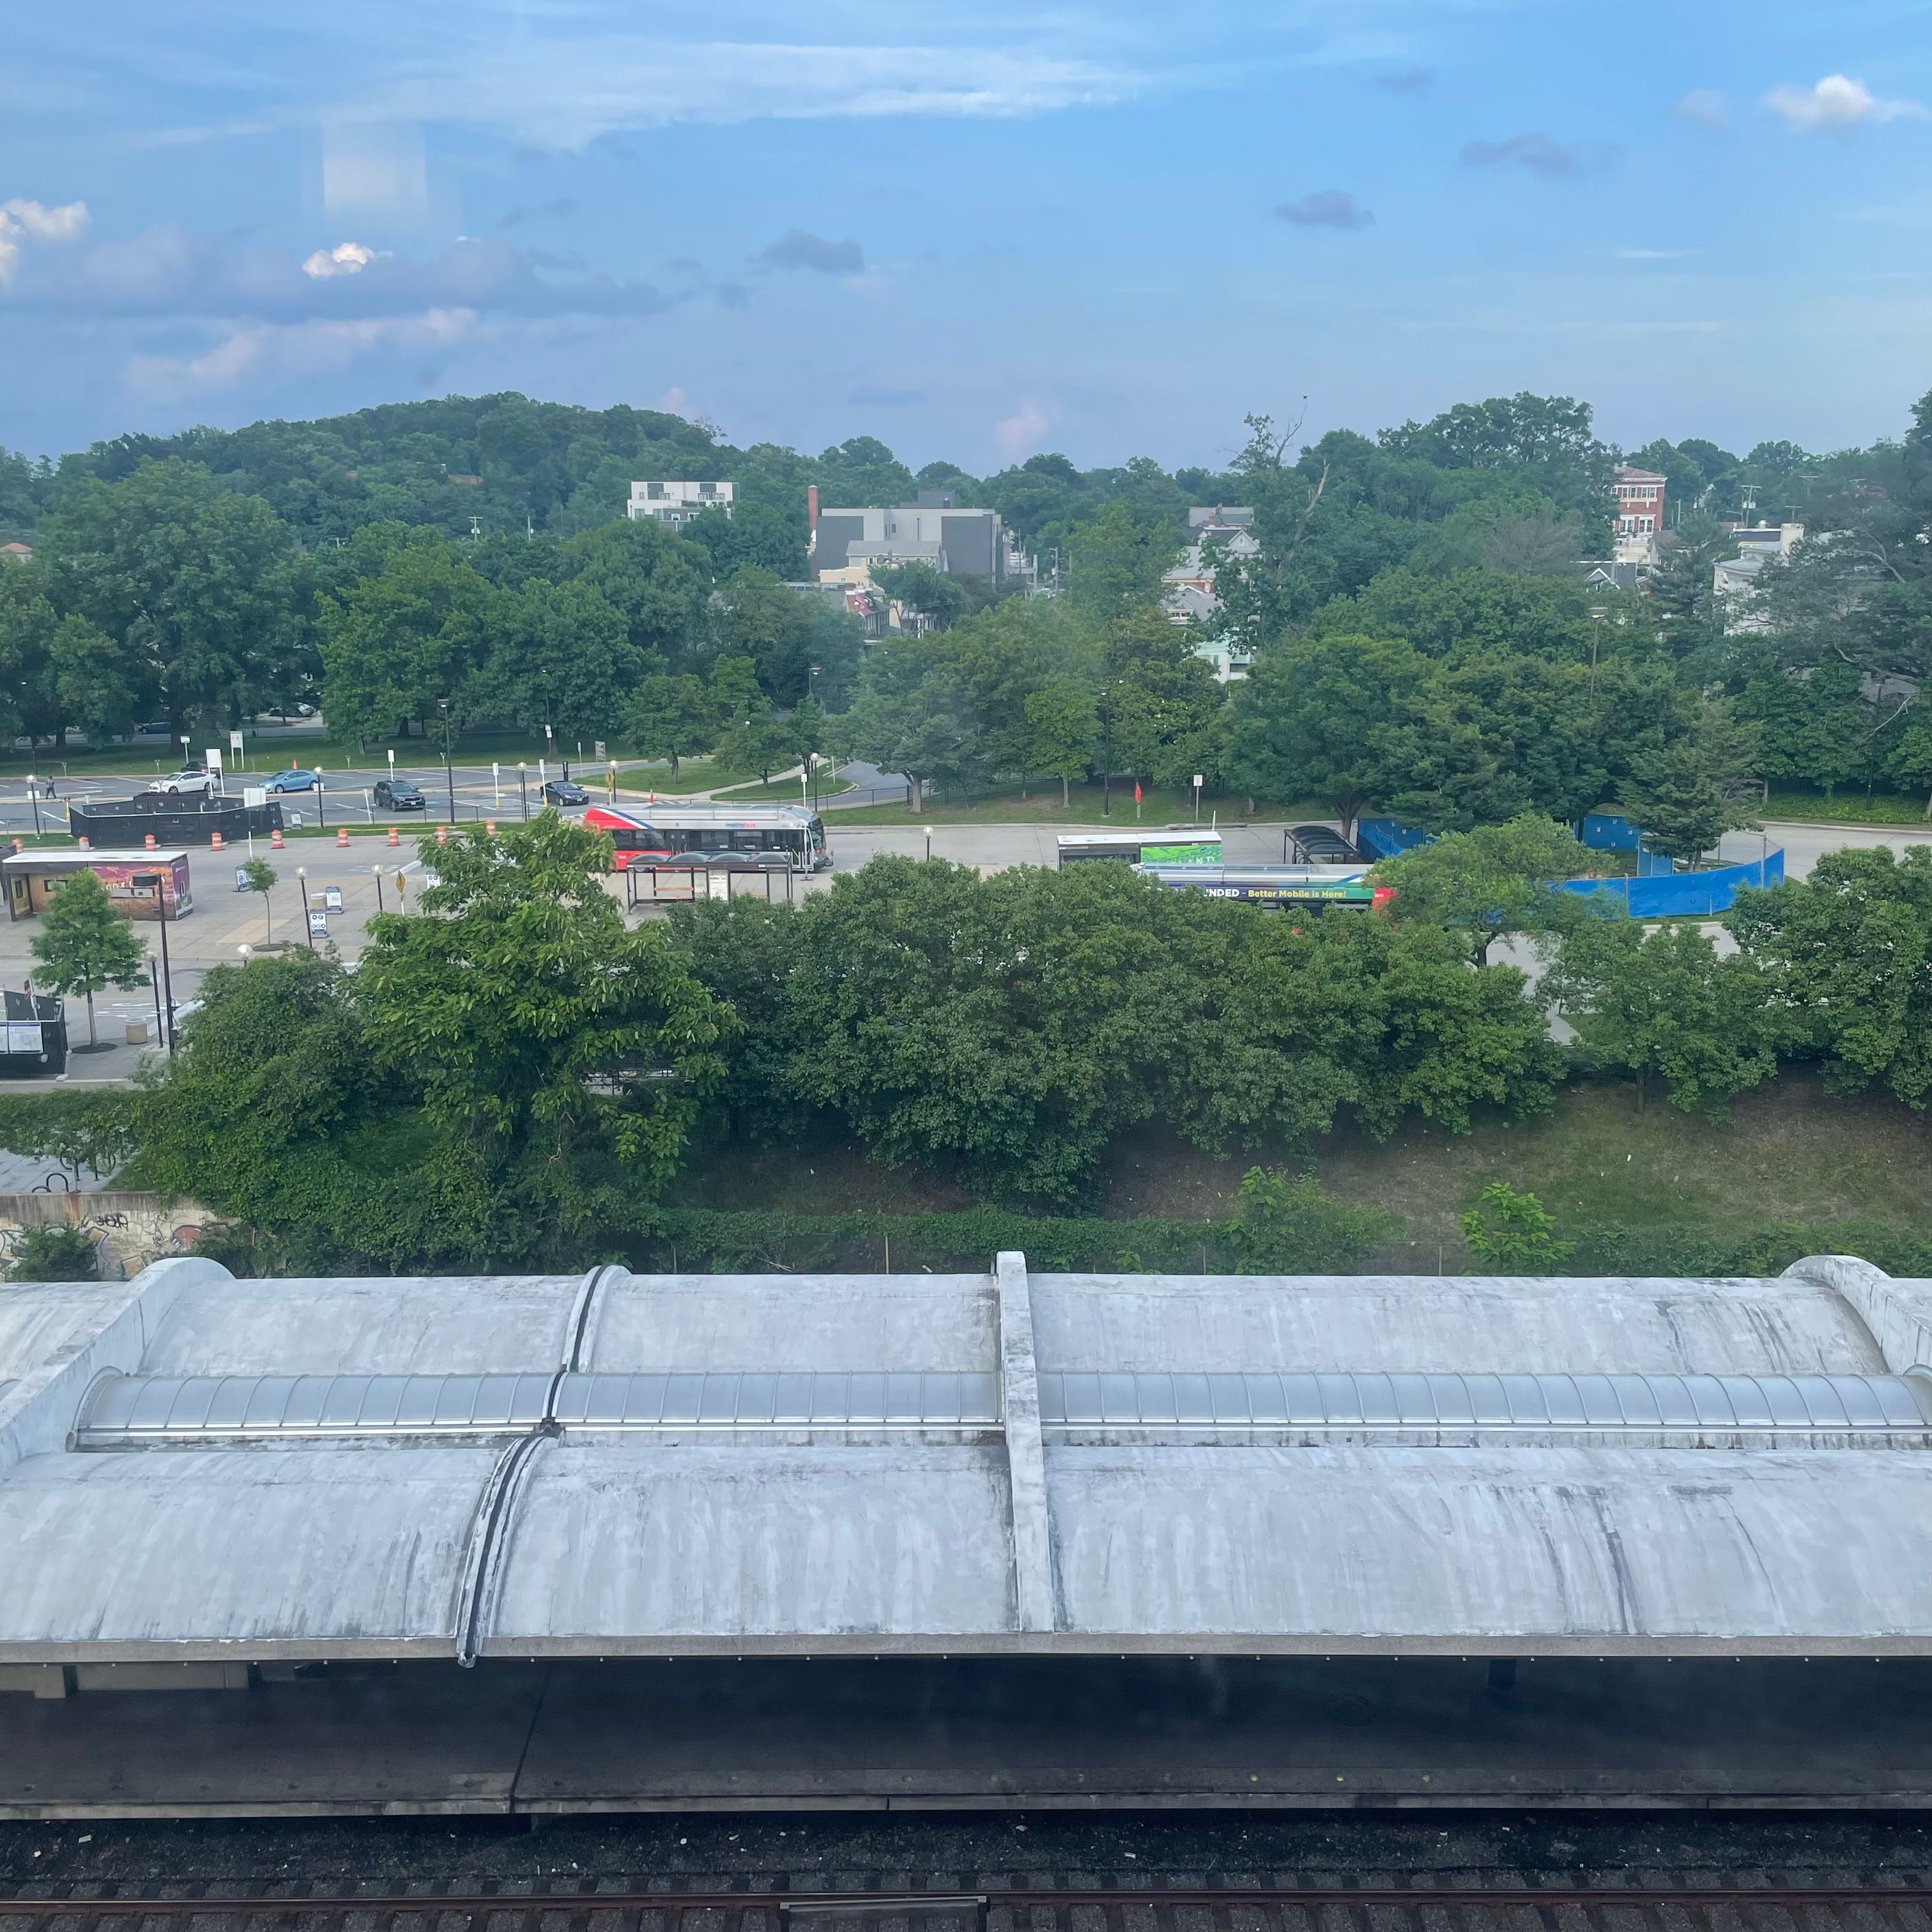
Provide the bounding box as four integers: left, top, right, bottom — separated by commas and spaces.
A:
6, 1253, 1932, 1662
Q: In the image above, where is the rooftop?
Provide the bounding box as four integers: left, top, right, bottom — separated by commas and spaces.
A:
3, 1252, 1929, 1663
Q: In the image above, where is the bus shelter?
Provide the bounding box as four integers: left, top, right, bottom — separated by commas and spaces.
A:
624, 853, 804, 910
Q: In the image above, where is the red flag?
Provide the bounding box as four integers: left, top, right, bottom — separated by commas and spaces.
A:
1133, 782, 1143, 803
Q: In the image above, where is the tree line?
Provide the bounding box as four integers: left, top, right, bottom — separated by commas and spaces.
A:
1, 818, 1919, 1273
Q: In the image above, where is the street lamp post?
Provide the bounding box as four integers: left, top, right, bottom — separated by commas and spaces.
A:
24, 778, 40, 838
296, 866, 312, 951
372, 864, 385, 914
133, 872, 176, 1056
438, 700, 456, 824
518, 762, 529, 822
923, 824, 934, 862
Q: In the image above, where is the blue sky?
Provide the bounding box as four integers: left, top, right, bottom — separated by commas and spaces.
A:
4, 1, 1932, 471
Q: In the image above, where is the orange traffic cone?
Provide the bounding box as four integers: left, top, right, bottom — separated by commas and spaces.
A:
336, 827, 349, 847
387, 827, 399, 847
211, 831, 224, 852
271, 827, 284, 850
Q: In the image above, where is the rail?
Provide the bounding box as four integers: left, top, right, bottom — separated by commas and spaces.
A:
2, 1884, 1930, 1932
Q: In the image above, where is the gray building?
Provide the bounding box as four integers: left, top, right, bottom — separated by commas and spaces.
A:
811, 490, 1007, 582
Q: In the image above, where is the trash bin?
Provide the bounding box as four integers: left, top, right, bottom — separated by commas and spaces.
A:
125, 1019, 149, 1045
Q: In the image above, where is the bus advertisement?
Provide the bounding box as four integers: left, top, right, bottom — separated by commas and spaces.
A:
1057, 830, 1222, 868
1134, 863, 1393, 912
581, 804, 831, 871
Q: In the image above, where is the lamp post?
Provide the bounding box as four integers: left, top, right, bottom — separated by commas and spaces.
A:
923, 824, 934, 862
438, 699, 456, 824
518, 762, 529, 822
296, 866, 312, 950
133, 872, 176, 1056
24, 778, 40, 838
372, 865, 385, 914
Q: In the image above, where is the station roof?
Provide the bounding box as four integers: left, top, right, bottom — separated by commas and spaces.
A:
2, 1254, 1930, 1662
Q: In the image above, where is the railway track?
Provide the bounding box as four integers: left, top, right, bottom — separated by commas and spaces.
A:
5, 1886, 1932, 1932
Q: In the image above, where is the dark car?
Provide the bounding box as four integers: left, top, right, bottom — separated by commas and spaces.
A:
263, 767, 320, 794
373, 778, 427, 811
541, 779, 590, 806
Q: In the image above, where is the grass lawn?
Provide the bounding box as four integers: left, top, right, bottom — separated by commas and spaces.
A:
688, 1068, 1932, 1265
1761, 785, 1930, 826
827, 779, 1330, 827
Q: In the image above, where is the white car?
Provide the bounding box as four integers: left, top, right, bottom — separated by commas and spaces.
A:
148, 767, 219, 797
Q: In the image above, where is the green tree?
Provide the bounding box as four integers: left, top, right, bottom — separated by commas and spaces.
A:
1371, 814, 1594, 965
1729, 845, 1932, 1107
8, 1223, 101, 1282
626, 664, 715, 778
1740, 658, 1878, 797
1379, 393, 1614, 535
1024, 676, 1099, 805
354, 815, 732, 1255
868, 561, 972, 632
491, 575, 642, 744
28, 870, 149, 1048
1545, 918, 1777, 1115
1618, 702, 1762, 865
837, 641, 985, 811
1888, 716, 1932, 815
1225, 633, 1421, 834
711, 567, 822, 702
1225, 1168, 1397, 1273
240, 859, 277, 942
38, 457, 301, 739
556, 515, 713, 664
1066, 498, 1182, 627
316, 526, 495, 746
717, 707, 802, 786
1459, 1181, 1575, 1271
1102, 610, 1225, 792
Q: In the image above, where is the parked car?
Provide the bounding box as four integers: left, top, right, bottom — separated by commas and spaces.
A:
147, 767, 218, 797
263, 767, 321, 794
541, 779, 590, 806
135, 719, 173, 739
373, 778, 426, 811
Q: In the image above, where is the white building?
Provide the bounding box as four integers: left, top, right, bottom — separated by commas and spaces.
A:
1713, 523, 1805, 634
628, 480, 734, 526
1164, 507, 1259, 681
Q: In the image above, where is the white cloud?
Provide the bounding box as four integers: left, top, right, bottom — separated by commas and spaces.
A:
1673, 89, 1726, 131
368, 40, 1142, 147
0, 197, 89, 282
125, 306, 478, 401
302, 240, 387, 277
1764, 74, 1928, 132
993, 399, 1049, 461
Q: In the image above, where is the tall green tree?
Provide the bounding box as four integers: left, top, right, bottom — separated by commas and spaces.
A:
1618, 702, 1763, 865
1225, 633, 1421, 834
1370, 815, 1594, 965
1729, 845, 1932, 1107
355, 815, 732, 1255
38, 457, 301, 738
1546, 919, 1777, 1115
1025, 676, 1100, 804
626, 663, 716, 778
490, 575, 642, 746
29, 871, 149, 1048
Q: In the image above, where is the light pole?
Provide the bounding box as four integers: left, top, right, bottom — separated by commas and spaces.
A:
134, 872, 176, 1055
518, 762, 529, 821
314, 769, 326, 829
296, 866, 312, 950
923, 824, 934, 862
438, 700, 455, 824
1192, 773, 1204, 825
372, 865, 385, 914
24, 778, 40, 838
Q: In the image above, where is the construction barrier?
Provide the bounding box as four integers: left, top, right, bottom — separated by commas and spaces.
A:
1561, 848, 1785, 917
387, 827, 399, 847
270, 827, 284, 850
143, 832, 157, 850
436, 824, 448, 845
211, 831, 224, 852
336, 827, 349, 847
486, 820, 496, 836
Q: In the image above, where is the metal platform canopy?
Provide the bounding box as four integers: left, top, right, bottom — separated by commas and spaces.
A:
3, 1254, 1932, 1669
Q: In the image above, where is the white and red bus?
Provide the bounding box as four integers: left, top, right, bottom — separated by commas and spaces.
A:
582, 804, 832, 871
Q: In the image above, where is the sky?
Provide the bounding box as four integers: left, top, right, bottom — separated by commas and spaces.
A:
4, 1, 1932, 474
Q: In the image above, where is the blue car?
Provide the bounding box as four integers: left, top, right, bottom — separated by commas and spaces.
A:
263, 767, 321, 794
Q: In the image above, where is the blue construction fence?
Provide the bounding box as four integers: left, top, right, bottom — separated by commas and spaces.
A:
1354, 815, 1784, 917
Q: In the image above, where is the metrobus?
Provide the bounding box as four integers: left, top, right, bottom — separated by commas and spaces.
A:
1134, 863, 1393, 912
581, 804, 832, 871
1057, 829, 1222, 868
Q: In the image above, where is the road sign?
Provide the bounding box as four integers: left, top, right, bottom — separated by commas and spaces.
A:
307, 910, 328, 939
594, 741, 606, 760
322, 885, 344, 912
228, 730, 243, 752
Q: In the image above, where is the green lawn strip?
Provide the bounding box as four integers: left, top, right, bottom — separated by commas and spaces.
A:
678, 1070, 1932, 1275
1759, 786, 1930, 827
